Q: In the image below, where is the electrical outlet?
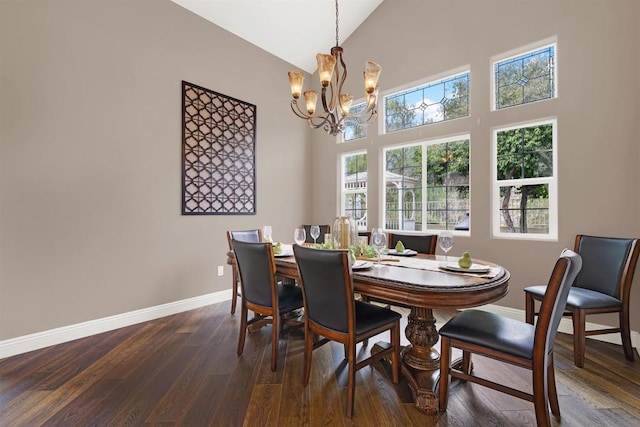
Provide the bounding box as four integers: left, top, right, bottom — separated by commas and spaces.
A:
217, 266, 224, 276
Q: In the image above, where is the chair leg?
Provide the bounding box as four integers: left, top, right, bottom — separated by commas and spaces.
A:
237, 303, 248, 355
302, 330, 314, 385
532, 357, 551, 427
620, 311, 635, 361
525, 292, 536, 324
462, 350, 472, 374
230, 268, 239, 315
547, 353, 561, 418
572, 308, 586, 368
346, 340, 356, 418
271, 312, 279, 371
438, 336, 451, 412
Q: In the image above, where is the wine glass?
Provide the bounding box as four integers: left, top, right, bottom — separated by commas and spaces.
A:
294, 228, 306, 246
371, 228, 387, 268
310, 225, 320, 244
262, 225, 272, 242
439, 230, 454, 263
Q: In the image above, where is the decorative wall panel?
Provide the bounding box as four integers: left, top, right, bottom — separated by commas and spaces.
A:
182, 81, 256, 215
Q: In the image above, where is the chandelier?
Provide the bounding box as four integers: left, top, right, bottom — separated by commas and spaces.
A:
287, 0, 381, 136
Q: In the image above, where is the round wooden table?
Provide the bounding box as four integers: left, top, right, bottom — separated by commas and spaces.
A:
230, 251, 510, 414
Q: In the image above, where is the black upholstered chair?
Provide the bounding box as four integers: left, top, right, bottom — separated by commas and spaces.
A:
226, 229, 262, 314
358, 231, 371, 245
293, 245, 401, 418
525, 235, 640, 367
232, 240, 303, 371
302, 224, 330, 244
439, 249, 582, 427
387, 233, 437, 254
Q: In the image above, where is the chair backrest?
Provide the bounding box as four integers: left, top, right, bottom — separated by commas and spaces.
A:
573, 235, 639, 300
535, 249, 583, 355
302, 224, 330, 244
293, 245, 353, 333
358, 231, 371, 245
226, 229, 262, 250
387, 233, 437, 254
232, 240, 276, 308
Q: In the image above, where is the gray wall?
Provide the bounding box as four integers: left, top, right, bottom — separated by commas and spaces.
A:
310, 0, 640, 331
0, 0, 311, 340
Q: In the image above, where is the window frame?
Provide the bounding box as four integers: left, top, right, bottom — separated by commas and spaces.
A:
340, 150, 368, 231
491, 118, 558, 241
381, 133, 471, 236
380, 66, 471, 135
491, 38, 558, 111
340, 99, 368, 143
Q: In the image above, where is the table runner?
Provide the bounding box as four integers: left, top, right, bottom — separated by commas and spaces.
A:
382, 256, 502, 279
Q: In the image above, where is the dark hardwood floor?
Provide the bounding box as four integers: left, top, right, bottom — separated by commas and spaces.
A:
1, 299, 639, 426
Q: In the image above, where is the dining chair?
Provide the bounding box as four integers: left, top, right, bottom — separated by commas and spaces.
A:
293, 245, 401, 418
387, 233, 437, 254
232, 239, 303, 371
439, 249, 582, 427
358, 231, 371, 245
525, 235, 640, 367
302, 224, 330, 244
226, 229, 262, 314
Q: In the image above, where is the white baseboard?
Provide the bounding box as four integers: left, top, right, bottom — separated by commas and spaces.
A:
478, 304, 640, 351
3, 294, 637, 360
0, 290, 231, 360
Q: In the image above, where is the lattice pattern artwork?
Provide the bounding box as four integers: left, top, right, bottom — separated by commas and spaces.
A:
182, 81, 256, 215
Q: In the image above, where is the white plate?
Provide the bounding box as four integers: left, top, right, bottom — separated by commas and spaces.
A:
439, 262, 490, 273
273, 244, 293, 257
274, 251, 294, 257
352, 261, 373, 270
388, 249, 418, 256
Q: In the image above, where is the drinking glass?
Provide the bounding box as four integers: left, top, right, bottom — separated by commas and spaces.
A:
371, 228, 387, 268
294, 228, 306, 246
262, 225, 272, 242
439, 230, 454, 263
310, 225, 320, 244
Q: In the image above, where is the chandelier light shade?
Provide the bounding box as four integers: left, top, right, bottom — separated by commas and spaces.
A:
287, 0, 381, 136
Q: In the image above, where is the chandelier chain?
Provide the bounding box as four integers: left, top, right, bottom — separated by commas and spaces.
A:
335, 0, 339, 47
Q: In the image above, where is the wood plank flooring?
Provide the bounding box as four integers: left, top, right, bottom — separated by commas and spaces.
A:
1, 299, 639, 426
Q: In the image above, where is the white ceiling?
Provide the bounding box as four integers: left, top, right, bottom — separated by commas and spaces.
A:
171, 0, 383, 73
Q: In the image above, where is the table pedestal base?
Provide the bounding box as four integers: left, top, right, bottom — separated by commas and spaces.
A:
373, 341, 469, 414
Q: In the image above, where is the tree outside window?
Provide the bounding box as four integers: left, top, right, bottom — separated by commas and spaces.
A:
383, 137, 470, 232
493, 120, 557, 239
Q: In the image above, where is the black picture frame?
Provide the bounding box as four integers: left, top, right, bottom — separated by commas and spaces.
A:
181, 81, 256, 215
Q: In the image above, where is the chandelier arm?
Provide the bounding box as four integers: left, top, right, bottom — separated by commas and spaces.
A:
336, 51, 348, 109
291, 100, 334, 121
320, 86, 333, 115
290, 101, 313, 120
308, 114, 338, 131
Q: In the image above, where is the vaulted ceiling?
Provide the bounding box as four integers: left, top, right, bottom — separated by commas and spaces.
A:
171, 0, 384, 73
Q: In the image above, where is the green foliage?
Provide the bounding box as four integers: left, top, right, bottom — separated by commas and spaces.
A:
495, 47, 554, 109
496, 123, 553, 232
344, 153, 367, 176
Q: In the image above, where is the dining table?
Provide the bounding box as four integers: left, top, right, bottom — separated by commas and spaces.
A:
227, 248, 510, 414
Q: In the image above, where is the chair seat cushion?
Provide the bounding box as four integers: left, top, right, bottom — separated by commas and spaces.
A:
277, 283, 304, 312
525, 285, 622, 309
439, 310, 535, 360
354, 301, 401, 336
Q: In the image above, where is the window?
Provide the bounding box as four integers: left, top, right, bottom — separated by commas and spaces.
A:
341, 151, 367, 230
383, 136, 470, 232
383, 71, 470, 133
342, 102, 367, 142
492, 119, 557, 240
493, 43, 556, 110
